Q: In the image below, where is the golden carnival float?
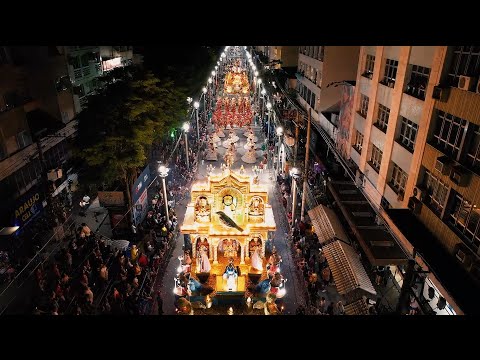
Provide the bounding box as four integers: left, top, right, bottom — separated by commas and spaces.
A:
179, 169, 276, 303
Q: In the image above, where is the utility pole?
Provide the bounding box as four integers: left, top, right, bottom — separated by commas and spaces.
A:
300, 108, 311, 222
294, 111, 299, 168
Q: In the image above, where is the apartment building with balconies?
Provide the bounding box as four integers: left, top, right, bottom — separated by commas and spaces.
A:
296, 46, 359, 144
65, 46, 103, 113
0, 46, 77, 230
412, 46, 480, 277
349, 46, 445, 210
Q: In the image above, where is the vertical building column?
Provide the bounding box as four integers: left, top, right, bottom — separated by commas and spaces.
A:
377, 46, 412, 194
403, 46, 448, 206
359, 46, 385, 173
245, 242, 250, 260
209, 242, 213, 261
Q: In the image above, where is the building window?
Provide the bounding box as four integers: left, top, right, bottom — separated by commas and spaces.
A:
448, 191, 480, 252
390, 163, 408, 194
375, 103, 390, 132
398, 117, 418, 152
381, 196, 391, 210
405, 65, 430, 100
310, 93, 316, 109
353, 130, 364, 154
466, 124, 480, 173
382, 58, 398, 87
432, 111, 467, 159
363, 54, 375, 78
16, 131, 32, 149
369, 144, 383, 172
423, 170, 449, 216
359, 94, 369, 118
447, 46, 480, 87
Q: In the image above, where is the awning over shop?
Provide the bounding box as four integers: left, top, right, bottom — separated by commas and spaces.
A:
323, 240, 377, 297
344, 298, 370, 315
308, 204, 348, 245
327, 181, 408, 266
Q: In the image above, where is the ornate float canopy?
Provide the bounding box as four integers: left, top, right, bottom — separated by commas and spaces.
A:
181, 169, 276, 236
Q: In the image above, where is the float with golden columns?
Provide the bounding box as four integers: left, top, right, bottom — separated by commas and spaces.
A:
180, 168, 276, 301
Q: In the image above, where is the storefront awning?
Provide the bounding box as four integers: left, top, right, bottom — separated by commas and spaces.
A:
344, 298, 371, 315
307, 205, 348, 245
327, 181, 408, 266
323, 240, 377, 297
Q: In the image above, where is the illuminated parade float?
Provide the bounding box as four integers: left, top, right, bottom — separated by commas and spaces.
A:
174, 47, 286, 314
178, 168, 278, 304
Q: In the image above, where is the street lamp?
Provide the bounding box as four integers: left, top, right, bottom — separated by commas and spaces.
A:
276, 126, 284, 176
183, 122, 190, 170
290, 168, 300, 227
260, 87, 266, 120
266, 101, 272, 144
158, 165, 170, 223
194, 101, 200, 142
202, 87, 208, 123
215, 65, 218, 71
254, 70, 259, 77
208, 77, 212, 84
187, 97, 193, 105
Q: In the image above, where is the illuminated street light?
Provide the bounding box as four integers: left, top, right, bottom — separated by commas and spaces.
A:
194, 101, 200, 141
211, 70, 216, 76
215, 65, 218, 70
276, 126, 284, 176
202, 87, 207, 94
208, 77, 213, 84
254, 71, 259, 77
290, 168, 300, 225
266, 102, 272, 110
261, 88, 266, 95
183, 122, 190, 170
158, 165, 170, 223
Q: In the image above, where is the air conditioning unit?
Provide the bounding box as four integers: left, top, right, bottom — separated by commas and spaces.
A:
456, 248, 466, 263
397, 191, 405, 201
458, 75, 476, 91
453, 243, 474, 268
432, 86, 450, 102
450, 165, 470, 187
412, 186, 424, 201
47, 168, 63, 181
435, 155, 451, 175
408, 197, 422, 214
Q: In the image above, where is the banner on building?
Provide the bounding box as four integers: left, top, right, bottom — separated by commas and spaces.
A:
12, 188, 45, 228
98, 191, 125, 207
132, 165, 152, 205
336, 84, 355, 159
131, 165, 152, 226
133, 189, 148, 226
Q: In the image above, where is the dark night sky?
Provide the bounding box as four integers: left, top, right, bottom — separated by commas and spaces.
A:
137, 46, 222, 96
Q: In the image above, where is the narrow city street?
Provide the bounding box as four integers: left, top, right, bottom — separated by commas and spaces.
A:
154, 124, 309, 314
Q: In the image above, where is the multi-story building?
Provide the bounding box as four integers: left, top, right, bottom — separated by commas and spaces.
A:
349, 46, 445, 210
64, 46, 103, 114
296, 46, 359, 145
346, 46, 480, 314
0, 46, 77, 234
255, 46, 298, 68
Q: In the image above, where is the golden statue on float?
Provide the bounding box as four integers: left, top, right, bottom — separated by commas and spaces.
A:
181, 169, 276, 295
